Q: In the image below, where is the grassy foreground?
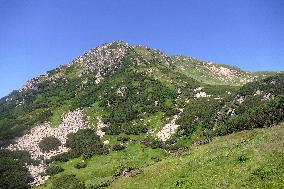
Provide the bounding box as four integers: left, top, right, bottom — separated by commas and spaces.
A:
109, 124, 284, 189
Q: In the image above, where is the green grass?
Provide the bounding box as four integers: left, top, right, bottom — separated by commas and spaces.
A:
49, 104, 71, 127
35, 137, 167, 189
108, 123, 284, 189
145, 112, 165, 131
84, 102, 106, 129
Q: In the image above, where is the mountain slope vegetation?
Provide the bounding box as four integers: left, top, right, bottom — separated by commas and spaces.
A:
0, 41, 283, 189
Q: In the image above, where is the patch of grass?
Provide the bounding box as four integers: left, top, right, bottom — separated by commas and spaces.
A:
145, 112, 165, 132
49, 105, 70, 127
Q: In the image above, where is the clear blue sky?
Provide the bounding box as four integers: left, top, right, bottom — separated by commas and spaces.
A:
0, 0, 284, 98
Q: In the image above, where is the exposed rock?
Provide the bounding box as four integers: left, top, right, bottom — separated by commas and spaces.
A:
194, 87, 204, 92
70, 41, 129, 78
26, 164, 49, 186
19, 71, 65, 93
116, 86, 127, 97
157, 108, 184, 141
254, 90, 263, 96
227, 108, 236, 116
235, 95, 245, 104
262, 93, 274, 101
195, 91, 211, 98
103, 140, 110, 145
7, 109, 89, 186
96, 117, 108, 138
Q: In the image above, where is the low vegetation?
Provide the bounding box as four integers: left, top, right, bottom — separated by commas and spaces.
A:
0, 149, 35, 189
39, 137, 62, 152
65, 129, 108, 159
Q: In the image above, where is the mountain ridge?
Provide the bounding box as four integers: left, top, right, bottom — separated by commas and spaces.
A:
3, 40, 279, 98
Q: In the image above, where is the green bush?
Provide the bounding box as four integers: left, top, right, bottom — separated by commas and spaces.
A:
216, 95, 284, 136
39, 136, 61, 152
51, 174, 85, 189
46, 165, 64, 176
141, 136, 162, 149
47, 151, 78, 163
0, 149, 34, 189
74, 161, 87, 169
117, 136, 130, 143
112, 144, 126, 151
238, 154, 249, 163
123, 123, 148, 135
66, 129, 108, 158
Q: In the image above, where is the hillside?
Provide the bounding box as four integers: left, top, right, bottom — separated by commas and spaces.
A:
0, 41, 283, 189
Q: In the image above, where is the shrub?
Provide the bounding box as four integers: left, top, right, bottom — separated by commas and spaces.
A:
47, 151, 78, 163
0, 168, 33, 189
51, 174, 85, 189
238, 154, 249, 163
141, 136, 162, 149
39, 136, 61, 152
46, 165, 64, 176
123, 123, 148, 135
216, 95, 284, 136
0, 149, 34, 189
117, 136, 130, 143
112, 144, 126, 151
74, 161, 87, 169
66, 129, 108, 159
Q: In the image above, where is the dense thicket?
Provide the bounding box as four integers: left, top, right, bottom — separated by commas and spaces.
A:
45, 164, 64, 176
177, 98, 222, 137
66, 129, 108, 159
0, 149, 36, 189
176, 74, 284, 144
39, 136, 62, 152
216, 95, 284, 135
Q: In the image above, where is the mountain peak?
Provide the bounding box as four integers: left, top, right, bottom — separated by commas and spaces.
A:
68, 40, 130, 76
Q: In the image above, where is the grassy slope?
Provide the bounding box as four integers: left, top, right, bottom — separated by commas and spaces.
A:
109, 123, 284, 189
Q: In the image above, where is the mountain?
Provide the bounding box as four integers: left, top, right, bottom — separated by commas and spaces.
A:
0, 41, 283, 189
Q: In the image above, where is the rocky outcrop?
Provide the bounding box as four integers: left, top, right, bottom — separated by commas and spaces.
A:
96, 116, 108, 138
157, 109, 184, 141
19, 71, 65, 93
7, 109, 89, 186
70, 41, 129, 80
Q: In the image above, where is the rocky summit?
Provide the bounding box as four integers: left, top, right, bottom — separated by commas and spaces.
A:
0, 41, 284, 189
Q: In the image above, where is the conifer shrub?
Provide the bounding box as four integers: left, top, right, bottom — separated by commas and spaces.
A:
46, 164, 64, 176
117, 136, 130, 143
39, 136, 61, 152
0, 149, 34, 189
66, 129, 108, 158
112, 144, 126, 151
74, 161, 87, 169
51, 174, 85, 189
